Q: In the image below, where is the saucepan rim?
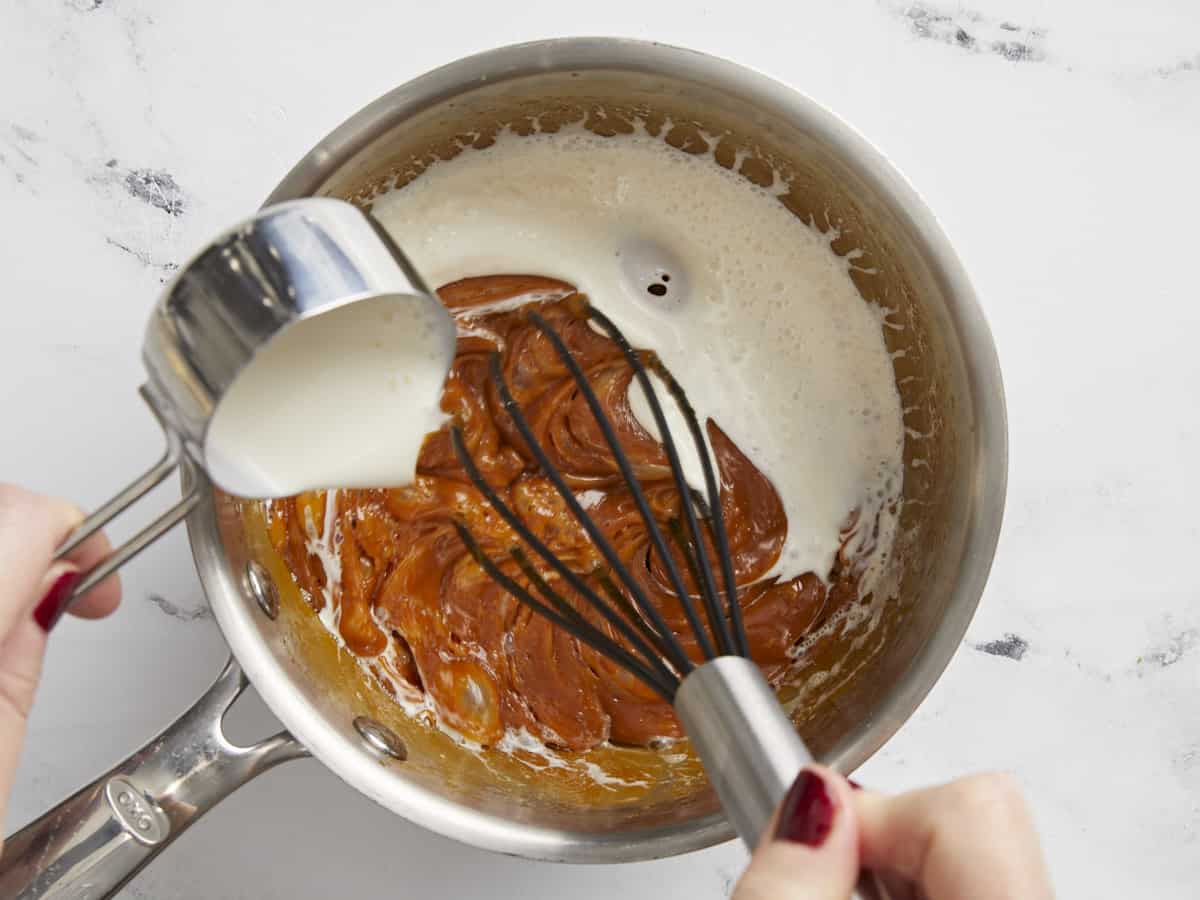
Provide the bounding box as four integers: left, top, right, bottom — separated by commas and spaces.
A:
188, 36, 1008, 863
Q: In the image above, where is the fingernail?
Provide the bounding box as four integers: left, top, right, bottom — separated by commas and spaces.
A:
34, 572, 80, 632
776, 769, 836, 846
847, 778, 863, 791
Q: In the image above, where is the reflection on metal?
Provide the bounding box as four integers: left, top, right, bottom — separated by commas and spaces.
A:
354, 717, 408, 761
245, 560, 279, 620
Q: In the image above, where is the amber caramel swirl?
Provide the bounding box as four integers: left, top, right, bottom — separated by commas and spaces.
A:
265, 275, 863, 750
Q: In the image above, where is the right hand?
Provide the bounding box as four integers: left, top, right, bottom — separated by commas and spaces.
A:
733, 767, 1054, 899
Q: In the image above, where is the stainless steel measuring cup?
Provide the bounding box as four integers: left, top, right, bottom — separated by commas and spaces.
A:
58, 197, 447, 600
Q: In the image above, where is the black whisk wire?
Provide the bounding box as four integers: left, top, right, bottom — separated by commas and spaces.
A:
506, 547, 678, 699
524, 312, 720, 662
480, 351, 698, 675
645, 354, 750, 657
449, 426, 683, 691
452, 522, 676, 700
449, 305, 754, 698
583, 306, 743, 657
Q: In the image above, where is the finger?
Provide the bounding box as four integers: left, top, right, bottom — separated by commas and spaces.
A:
0, 485, 84, 636
854, 773, 1054, 900
733, 766, 859, 900
56, 527, 122, 620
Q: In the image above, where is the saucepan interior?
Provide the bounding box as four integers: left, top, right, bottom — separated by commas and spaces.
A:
189, 39, 1006, 862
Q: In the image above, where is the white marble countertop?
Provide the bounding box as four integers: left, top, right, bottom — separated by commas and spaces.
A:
2, 1, 1197, 897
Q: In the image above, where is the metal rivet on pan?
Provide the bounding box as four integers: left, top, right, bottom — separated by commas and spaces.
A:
354, 716, 408, 761
245, 560, 279, 620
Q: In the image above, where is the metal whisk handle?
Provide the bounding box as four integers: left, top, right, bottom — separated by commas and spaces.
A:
674, 657, 891, 900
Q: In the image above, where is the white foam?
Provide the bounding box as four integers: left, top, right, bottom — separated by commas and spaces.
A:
371, 123, 905, 581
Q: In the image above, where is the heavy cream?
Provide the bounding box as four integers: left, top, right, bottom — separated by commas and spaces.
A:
205, 292, 455, 497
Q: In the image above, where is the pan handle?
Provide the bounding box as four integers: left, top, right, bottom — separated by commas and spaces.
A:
0, 655, 308, 899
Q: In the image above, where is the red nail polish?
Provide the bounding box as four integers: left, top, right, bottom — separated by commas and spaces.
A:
776, 769, 836, 846
34, 573, 80, 632
847, 778, 863, 791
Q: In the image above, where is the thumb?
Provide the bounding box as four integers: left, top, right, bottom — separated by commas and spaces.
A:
733, 766, 860, 900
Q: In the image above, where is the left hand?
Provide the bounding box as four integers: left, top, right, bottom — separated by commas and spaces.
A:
0, 484, 121, 844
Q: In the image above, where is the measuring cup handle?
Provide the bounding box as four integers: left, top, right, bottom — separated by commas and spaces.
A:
0, 656, 308, 899
57, 385, 200, 602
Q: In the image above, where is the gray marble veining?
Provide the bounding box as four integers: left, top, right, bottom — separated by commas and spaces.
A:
1, 1, 1198, 897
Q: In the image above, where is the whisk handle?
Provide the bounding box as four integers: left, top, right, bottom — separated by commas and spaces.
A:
675, 656, 811, 845
675, 657, 891, 899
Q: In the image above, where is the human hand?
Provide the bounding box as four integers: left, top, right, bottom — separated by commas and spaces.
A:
733, 766, 1053, 900
0, 484, 121, 843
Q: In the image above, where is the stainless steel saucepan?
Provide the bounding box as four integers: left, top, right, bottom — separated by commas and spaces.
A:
0, 38, 1007, 898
